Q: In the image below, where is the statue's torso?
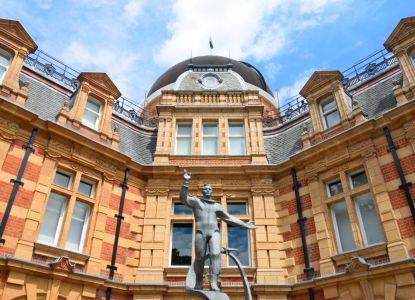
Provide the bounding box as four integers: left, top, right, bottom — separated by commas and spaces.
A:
192, 199, 221, 235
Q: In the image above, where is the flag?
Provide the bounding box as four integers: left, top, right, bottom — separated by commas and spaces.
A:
209, 37, 214, 49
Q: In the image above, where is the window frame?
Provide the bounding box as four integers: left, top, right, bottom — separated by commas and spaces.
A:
202, 122, 219, 155
326, 178, 343, 198
78, 177, 96, 198
348, 169, 368, 190
65, 200, 91, 252
330, 200, 356, 253
228, 122, 246, 155
82, 97, 102, 130
319, 97, 340, 129
175, 122, 193, 155
410, 49, 415, 68
0, 48, 12, 84
169, 222, 194, 267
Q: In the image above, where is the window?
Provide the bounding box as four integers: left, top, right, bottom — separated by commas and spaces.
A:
411, 49, 415, 66
175, 123, 192, 155
0, 49, 11, 84
78, 179, 94, 197
170, 223, 193, 266
82, 97, 102, 130
202, 123, 218, 155
228, 123, 245, 155
227, 202, 247, 215
38, 169, 95, 253
226, 201, 250, 266
320, 98, 340, 129
173, 202, 192, 215
328, 169, 384, 253
327, 179, 343, 197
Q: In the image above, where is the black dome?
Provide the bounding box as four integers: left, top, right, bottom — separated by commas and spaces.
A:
148, 55, 273, 96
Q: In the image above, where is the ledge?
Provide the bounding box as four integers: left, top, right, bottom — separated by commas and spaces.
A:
34, 242, 90, 265
331, 242, 387, 266
164, 266, 256, 278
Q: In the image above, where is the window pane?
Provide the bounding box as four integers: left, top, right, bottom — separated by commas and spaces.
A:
355, 193, 384, 246
173, 203, 192, 215
86, 99, 101, 113
0, 66, 6, 81
54, 171, 71, 188
65, 201, 90, 252
203, 138, 218, 155
325, 110, 340, 128
350, 171, 368, 189
331, 202, 356, 252
82, 110, 99, 129
0, 51, 10, 67
228, 225, 250, 266
229, 138, 245, 155
227, 202, 247, 215
78, 180, 93, 197
171, 223, 192, 266
203, 124, 217, 136
38, 193, 67, 245
177, 124, 192, 136
229, 124, 244, 136
176, 138, 192, 155
321, 99, 336, 113
327, 180, 343, 197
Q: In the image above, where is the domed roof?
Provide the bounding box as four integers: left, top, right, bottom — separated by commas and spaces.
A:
148, 55, 273, 96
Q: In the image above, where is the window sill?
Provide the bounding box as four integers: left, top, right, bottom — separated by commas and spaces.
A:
164, 266, 256, 278
331, 242, 387, 266
34, 242, 90, 265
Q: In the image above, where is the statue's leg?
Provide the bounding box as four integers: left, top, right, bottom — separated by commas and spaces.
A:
209, 231, 221, 291
194, 231, 206, 290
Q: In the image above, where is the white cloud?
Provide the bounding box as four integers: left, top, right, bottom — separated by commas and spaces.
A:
154, 0, 349, 66
35, 0, 53, 10
275, 69, 316, 107
61, 41, 141, 98
123, 0, 147, 24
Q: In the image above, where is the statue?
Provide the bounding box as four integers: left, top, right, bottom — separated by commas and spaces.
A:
180, 170, 256, 293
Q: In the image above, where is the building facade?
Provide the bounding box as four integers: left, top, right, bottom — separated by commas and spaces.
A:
0, 16, 415, 300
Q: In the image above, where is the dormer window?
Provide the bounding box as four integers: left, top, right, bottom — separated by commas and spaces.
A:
0, 49, 11, 84
320, 98, 340, 129
82, 97, 102, 130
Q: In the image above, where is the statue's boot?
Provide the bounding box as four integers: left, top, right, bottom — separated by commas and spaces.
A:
194, 274, 203, 290
210, 274, 220, 291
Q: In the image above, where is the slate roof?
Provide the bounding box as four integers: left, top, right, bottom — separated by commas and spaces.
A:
263, 71, 400, 165
20, 72, 157, 165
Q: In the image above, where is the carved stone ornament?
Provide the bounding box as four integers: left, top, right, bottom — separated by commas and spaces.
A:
348, 140, 373, 153
345, 256, 371, 274
96, 157, 117, 173
251, 188, 274, 195
49, 256, 75, 273
0, 116, 19, 132
146, 188, 169, 195
49, 139, 72, 154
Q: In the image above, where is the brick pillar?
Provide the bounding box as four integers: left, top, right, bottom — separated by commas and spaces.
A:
15, 155, 57, 260
252, 180, 286, 283
307, 174, 336, 275
136, 180, 169, 283
363, 148, 409, 260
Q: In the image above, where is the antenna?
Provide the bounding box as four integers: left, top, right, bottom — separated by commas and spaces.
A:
190, 49, 193, 63
228, 49, 231, 63
209, 36, 214, 55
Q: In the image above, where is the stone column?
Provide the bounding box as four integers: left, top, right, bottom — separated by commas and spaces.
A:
70, 82, 90, 127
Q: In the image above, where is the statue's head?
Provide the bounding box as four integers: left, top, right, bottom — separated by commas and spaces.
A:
201, 183, 213, 198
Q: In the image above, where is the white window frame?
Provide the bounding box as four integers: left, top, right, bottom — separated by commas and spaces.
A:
330, 201, 355, 253
320, 98, 340, 129
38, 193, 67, 247
67, 201, 91, 253
53, 169, 73, 189
202, 122, 219, 155
348, 169, 368, 190
78, 178, 96, 198
0, 48, 11, 84
82, 97, 102, 130
326, 178, 343, 197
175, 123, 192, 155
169, 222, 193, 267
226, 225, 251, 267
228, 122, 246, 155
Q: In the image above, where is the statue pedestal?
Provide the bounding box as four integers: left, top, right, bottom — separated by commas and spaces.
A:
187, 289, 230, 300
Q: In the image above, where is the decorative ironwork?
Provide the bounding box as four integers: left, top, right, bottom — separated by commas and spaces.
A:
262, 95, 308, 128
113, 97, 158, 128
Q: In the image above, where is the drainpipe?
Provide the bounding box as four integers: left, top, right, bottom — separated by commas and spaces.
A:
383, 127, 415, 222
0, 128, 38, 244
106, 168, 129, 300
291, 168, 315, 300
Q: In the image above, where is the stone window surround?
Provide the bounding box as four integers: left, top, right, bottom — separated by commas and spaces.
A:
323, 167, 385, 255
36, 167, 100, 260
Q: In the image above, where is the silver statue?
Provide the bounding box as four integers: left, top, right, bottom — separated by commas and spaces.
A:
180, 169, 256, 292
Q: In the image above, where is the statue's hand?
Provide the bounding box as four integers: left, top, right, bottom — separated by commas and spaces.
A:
183, 169, 191, 181
245, 221, 256, 229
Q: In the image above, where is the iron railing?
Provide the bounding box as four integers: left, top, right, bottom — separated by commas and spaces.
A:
24, 48, 400, 129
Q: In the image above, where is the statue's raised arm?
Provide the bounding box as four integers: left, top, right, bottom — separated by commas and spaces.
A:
180, 169, 198, 207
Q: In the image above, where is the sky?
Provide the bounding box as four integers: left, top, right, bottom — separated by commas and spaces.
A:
1, 0, 414, 107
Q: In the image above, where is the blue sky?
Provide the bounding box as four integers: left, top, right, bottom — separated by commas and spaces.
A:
1, 0, 413, 107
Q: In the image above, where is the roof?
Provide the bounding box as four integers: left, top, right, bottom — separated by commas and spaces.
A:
148, 55, 273, 96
